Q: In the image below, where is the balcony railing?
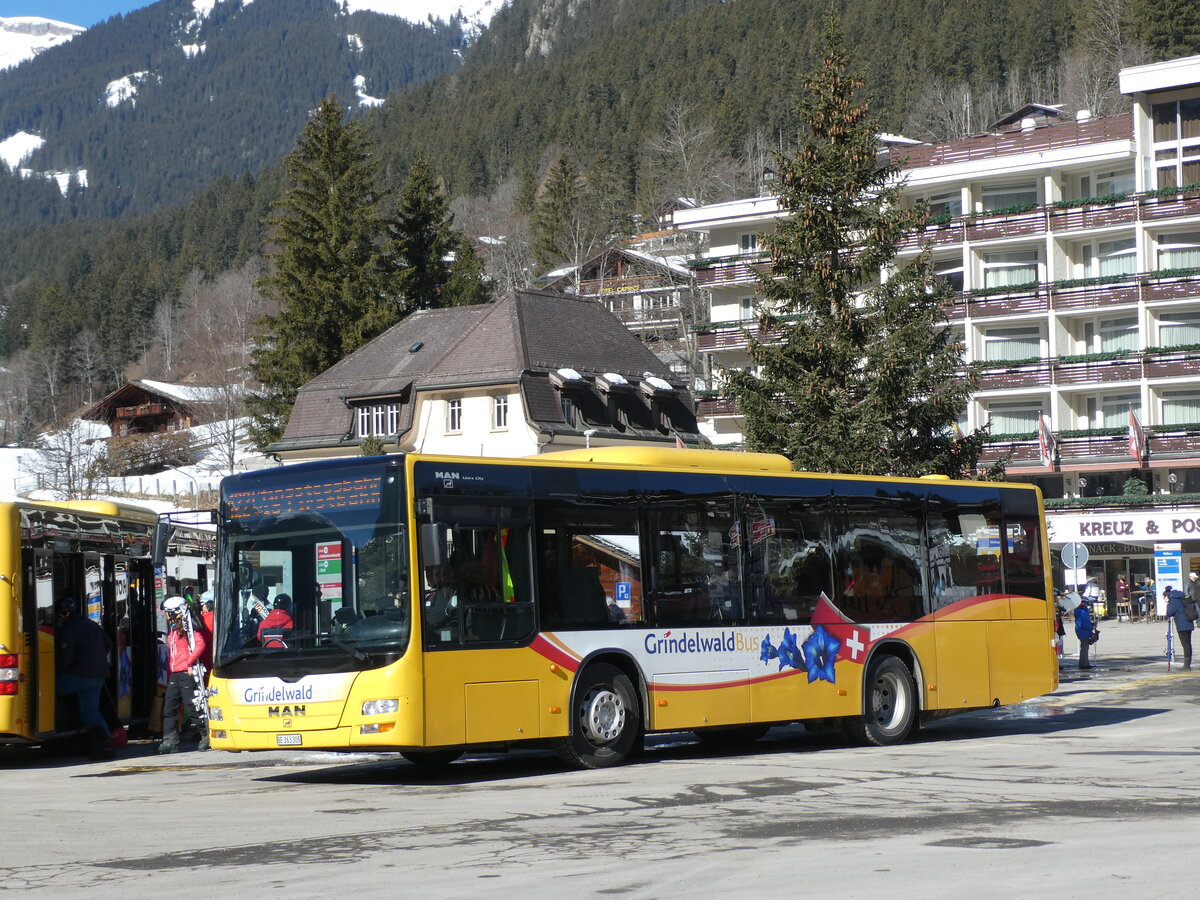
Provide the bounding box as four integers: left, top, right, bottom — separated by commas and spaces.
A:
948, 270, 1200, 321
981, 425, 1200, 469
689, 252, 772, 286
894, 115, 1131, 169
576, 273, 679, 295
115, 403, 167, 418
899, 186, 1200, 252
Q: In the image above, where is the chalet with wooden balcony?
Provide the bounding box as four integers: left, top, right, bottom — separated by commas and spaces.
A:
536, 245, 705, 385
82, 379, 221, 436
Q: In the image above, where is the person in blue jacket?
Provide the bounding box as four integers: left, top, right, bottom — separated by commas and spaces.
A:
1165, 588, 1195, 671
1074, 598, 1098, 670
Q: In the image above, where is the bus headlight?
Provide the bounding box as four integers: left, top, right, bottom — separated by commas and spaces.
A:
362, 699, 399, 716
360, 722, 396, 734
208, 707, 224, 721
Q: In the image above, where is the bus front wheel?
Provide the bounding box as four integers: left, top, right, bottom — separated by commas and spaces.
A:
849, 655, 916, 747
553, 663, 640, 769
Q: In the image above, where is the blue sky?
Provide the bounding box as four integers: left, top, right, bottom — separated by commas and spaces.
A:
0, 2, 147, 28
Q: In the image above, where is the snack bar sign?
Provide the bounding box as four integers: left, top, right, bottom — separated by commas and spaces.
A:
1050, 509, 1200, 543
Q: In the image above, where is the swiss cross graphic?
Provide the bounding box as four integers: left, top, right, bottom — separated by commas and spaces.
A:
810, 593, 872, 664
842, 628, 867, 661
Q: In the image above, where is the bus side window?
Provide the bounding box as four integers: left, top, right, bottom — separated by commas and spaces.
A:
537, 505, 643, 629
927, 497, 1004, 611
746, 500, 831, 626
646, 500, 739, 627
835, 498, 924, 624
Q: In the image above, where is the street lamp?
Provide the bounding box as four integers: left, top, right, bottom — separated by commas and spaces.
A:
583, 429, 597, 449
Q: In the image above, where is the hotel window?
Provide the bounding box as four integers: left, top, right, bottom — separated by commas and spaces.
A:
1159, 309, 1200, 347
983, 325, 1042, 362
1078, 238, 1137, 278
386, 403, 400, 434
981, 181, 1038, 212
1080, 316, 1138, 354
933, 258, 965, 292
357, 407, 370, 437
739, 297, 755, 320
926, 191, 962, 218
1087, 392, 1140, 429
492, 395, 509, 430
446, 398, 462, 434
1163, 390, 1200, 427
1156, 231, 1200, 270
986, 401, 1042, 435
740, 233, 759, 253
983, 249, 1039, 289
1077, 169, 1135, 199
371, 405, 386, 436
1152, 99, 1200, 188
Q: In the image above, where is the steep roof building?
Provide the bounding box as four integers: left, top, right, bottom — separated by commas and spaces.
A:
271, 289, 699, 461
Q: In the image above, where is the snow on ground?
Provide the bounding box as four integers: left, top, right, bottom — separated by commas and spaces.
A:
0, 130, 45, 170
0, 417, 275, 512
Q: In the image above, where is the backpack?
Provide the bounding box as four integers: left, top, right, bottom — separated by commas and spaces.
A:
1185, 598, 1200, 623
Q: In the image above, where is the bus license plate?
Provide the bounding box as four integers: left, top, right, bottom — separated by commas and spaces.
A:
276, 734, 302, 747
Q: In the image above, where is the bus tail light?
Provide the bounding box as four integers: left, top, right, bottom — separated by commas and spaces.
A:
0, 654, 17, 694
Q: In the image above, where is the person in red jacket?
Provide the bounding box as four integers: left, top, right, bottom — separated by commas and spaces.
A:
256, 594, 294, 648
158, 596, 208, 754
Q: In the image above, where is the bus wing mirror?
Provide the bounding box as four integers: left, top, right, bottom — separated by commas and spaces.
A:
419, 523, 447, 566
152, 520, 175, 566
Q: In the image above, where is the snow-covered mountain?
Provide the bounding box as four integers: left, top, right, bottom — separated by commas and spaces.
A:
347, 1, 501, 31
0, 16, 83, 70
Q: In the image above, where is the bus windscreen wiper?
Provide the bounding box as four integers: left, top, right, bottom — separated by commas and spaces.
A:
325, 632, 370, 664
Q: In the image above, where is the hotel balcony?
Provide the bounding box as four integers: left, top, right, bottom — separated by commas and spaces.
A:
945, 270, 1200, 322
980, 424, 1200, 470
688, 252, 772, 287
899, 186, 1200, 252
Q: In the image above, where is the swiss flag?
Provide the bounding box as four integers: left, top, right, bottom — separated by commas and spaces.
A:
811, 593, 871, 664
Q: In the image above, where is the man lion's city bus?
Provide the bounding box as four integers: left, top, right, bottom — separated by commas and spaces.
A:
208, 448, 1057, 768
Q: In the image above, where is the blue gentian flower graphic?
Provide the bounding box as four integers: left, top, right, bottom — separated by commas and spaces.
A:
760, 635, 778, 665
802, 625, 841, 684
777, 627, 803, 671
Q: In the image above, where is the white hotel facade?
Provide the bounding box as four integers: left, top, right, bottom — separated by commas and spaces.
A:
674, 54, 1200, 608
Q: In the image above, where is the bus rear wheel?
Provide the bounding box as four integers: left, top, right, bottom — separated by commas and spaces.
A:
849, 655, 916, 747
401, 749, 463, 767
553, 663, 640, 769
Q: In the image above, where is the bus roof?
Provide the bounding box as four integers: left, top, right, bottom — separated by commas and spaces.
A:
536, 447, 794, 473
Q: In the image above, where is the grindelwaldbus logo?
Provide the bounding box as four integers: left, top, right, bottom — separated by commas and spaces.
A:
643, 630, 761, 655
242, 683, 315, 704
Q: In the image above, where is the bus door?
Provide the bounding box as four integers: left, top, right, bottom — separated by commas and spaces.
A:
124, 557, 159, 723
418, 501, 538, 747
21, 548, 83, 736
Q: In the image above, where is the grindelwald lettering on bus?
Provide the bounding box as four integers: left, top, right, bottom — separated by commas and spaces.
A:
644, 630, 763, 655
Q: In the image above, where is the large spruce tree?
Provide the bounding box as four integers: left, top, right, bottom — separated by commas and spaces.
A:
248, 96, 395, 449
389, 157, 492, 310
726, 17, 989, 478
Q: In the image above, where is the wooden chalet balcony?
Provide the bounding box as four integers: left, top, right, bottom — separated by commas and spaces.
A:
691, 252, 771, 286
115, 403, 166, 418
899, 188, 1200, 253
577, 273, 678, 295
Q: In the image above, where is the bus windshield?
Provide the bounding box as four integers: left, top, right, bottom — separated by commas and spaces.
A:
216, 459, 409, 674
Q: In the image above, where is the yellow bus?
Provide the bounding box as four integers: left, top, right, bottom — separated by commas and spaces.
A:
207, 448, 1057, 767
1, 499, 160, 745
